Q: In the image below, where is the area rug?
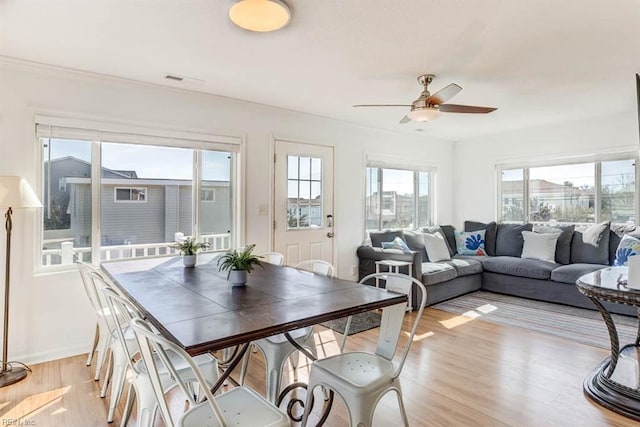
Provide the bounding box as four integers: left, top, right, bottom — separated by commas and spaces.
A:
321, 312, 381, 335
432, 291, 637, 349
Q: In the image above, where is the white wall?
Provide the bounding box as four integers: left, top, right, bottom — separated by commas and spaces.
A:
0, 59, 455, 364
453, 112, 639, 227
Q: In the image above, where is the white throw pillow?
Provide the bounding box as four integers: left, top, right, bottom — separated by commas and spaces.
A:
521, 231, 558, 263
423, 232, 452, 262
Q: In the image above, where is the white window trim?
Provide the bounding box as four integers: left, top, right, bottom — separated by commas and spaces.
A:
496, 152, 638, 224
34, 117, 244, 274
114, 187, 148, 203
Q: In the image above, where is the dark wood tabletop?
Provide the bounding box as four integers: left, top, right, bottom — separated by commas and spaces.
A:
101, 254, 407, 356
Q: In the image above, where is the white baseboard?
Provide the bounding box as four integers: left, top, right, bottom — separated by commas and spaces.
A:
15, 344, 89, 366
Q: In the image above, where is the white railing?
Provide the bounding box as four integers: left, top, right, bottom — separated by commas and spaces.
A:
41, 233, 231, 267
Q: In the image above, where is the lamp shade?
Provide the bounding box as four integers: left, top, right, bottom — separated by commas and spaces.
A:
407, 108, 442, 122
0, 177, 42, 209
229, 0, 291, 32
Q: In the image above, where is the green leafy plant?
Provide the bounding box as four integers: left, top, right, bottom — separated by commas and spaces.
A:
172, 238, 210, 256
217, 244, 263, 278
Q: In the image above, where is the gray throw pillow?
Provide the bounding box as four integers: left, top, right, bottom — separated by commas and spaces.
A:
438, 225, 457, 257
495, 223, 533, 257
402, 230, 428, 261
570, 222, 610, 265
370, 230, 403, 248
533, 224, 575, 265
464, 221, 497, 256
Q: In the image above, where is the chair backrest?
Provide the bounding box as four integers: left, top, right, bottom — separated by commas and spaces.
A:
260, 252, 285, 266
77, 262, 103, 315
129, 317, 227, 427
294, 260, 335, 277
96, 274, 143, 371
359, 272, 426, 378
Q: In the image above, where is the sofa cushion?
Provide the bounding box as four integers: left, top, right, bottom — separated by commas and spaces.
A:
402, 230, 427, 261
465, 221, 497, 256
370, 230, 403, 248
482, 256, 556, 280
571, 221, 610, 265
453, 254, 491, 263
421, 262, 457, 286
609, 224, 640, 265
455, 230, 487, 255
533, 224, 575, 264
495, 223, 533, 257
422, 225, 454, 256
551, 263, 608, 284
443, 258, 483, 277
423, 232, 451, 262
439, 225, 457, 257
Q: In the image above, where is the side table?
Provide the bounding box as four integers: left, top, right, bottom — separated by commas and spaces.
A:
576, 266, 640, 421
375, 260, 413, 311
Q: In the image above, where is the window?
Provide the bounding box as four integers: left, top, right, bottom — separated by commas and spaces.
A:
498, 156, 636, 225
38, 124, 239, 269
114, 187, 147, 202
287, 155, 322, 229
365, 166, 433, 231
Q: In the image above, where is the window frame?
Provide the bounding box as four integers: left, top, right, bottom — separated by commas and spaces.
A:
113, 187, 148, 203
496, 152, 639, 225
364, 162, 436, 232
35, 118, 243, 273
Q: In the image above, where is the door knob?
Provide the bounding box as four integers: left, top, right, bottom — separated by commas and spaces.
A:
327, 232, 335, 238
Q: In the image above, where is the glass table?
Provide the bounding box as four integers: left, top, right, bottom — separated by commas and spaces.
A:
576, 266, 640, 421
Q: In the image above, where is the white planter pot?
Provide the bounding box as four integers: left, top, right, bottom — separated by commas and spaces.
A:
183, 255, 197, 268
229, 269, 248, 287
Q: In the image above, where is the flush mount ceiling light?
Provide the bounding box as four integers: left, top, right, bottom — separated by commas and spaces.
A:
407, 107, 442, 122
229, 0, 291, 32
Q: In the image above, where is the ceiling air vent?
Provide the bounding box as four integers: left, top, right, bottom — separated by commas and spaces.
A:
164, 74, 184, 82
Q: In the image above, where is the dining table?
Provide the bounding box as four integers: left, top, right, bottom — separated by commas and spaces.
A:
100, 253, 408, 421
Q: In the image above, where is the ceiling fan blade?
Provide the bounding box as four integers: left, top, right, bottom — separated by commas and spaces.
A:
399, 115, 411, 124
353, 104, 411, 107
425, 83, 462, 105
438, 104, 497, 114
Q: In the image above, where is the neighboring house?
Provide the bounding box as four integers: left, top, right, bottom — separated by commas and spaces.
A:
44, 156, 231, 249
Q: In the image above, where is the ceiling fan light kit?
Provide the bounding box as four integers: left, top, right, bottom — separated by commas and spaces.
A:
229, 0, 291, 32
353, 73, 497, 124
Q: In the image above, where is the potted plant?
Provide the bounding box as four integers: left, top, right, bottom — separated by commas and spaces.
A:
217, 244, 263, 286
172, 238, 210, 267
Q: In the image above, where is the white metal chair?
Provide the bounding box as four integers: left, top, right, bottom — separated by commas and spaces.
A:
301, 272, 427, 427
294, 259, 335, 277
77, 261, 111, 380
101, 286, 219, 427
239, 260, 335, 403
130, 317, 289, 427
260, 252, 285, 266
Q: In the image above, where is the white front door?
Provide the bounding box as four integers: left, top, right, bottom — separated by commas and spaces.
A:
273, 140, 334, 268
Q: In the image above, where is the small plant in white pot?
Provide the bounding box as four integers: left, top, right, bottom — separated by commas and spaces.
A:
217, 244, 263, 286
172, 238, 210, 268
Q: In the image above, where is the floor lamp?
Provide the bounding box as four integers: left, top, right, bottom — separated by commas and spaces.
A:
0, 177, 42, 388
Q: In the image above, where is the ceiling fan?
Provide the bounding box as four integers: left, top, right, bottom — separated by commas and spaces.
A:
353, 74, 497, 123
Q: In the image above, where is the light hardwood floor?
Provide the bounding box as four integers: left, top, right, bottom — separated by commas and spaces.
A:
0, 307, 636, 426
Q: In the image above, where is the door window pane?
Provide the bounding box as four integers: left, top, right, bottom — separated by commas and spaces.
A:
601, 159, 636, 224
529, 163, 595, 222
501, 169, 524, 222
287, 155, 322, 229
41, 138, 93, 265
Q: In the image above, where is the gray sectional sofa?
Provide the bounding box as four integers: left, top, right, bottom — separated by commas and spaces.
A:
357, 221, 637, 316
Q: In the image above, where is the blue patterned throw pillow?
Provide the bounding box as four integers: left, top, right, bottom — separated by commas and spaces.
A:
614, 234, 640, 266
455, 230, 487, 256
381, 237, 411, 253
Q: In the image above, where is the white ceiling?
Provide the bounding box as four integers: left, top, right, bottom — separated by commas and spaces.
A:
1, 0, 639, 141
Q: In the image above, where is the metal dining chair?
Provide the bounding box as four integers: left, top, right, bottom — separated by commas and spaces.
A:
101, 286, 219, 427
239, 260, 335, 403
301, 272, 427, 427
294, 259, 335, 276
260, 252, 285, 266
130, 317, 289, 427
